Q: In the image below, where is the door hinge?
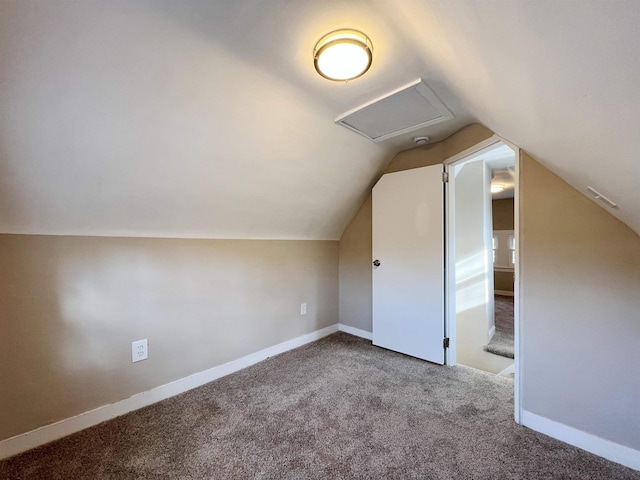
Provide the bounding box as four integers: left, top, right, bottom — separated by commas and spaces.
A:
442, 171, 449, 183
443, 337, 450, 348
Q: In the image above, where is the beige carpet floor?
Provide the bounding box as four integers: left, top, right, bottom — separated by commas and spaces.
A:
1, 332, 638, 479
485, 295, 515, 359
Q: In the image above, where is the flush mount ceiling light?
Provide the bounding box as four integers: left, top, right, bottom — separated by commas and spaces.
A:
313, 29, 373, 81
491, 184, 505, 194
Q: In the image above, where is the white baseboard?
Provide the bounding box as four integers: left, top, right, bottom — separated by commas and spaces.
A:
488, 326, 496, 342
495, 290, 514, 297
0, 324, 339, 460
522, 410, 640, 471
496, 363, 514, 377
338, 323, 372, 340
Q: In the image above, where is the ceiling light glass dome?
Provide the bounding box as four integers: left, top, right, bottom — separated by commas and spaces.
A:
313, 29, 373, 82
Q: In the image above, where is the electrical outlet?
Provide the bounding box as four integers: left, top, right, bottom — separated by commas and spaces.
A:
301, 303, 307, 316
131, 339, 148, 363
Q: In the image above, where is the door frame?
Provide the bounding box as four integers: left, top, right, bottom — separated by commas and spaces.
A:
443, 134, 522, 424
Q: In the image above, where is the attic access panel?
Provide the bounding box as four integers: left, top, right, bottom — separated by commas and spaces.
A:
336, 79, 454, 143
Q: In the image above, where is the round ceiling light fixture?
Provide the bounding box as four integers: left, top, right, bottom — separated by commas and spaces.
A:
491, 184, 505, 194
313, 29, 373, 82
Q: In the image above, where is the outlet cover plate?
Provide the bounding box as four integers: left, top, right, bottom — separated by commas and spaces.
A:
132, 339, 148, 363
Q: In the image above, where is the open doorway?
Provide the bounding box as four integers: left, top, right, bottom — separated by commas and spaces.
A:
486, 164, 516, 370
445, 140, 517, 377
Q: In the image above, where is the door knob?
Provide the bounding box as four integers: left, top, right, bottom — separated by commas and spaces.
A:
373, 259, 381, 267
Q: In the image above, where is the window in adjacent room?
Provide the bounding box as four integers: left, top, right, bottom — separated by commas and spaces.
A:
493, 230, 515, 271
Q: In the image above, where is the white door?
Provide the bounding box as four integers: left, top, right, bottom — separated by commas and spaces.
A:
372, 164, 445, 364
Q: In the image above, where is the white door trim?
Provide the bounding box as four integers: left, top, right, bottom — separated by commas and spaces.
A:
513, 147, 522, 425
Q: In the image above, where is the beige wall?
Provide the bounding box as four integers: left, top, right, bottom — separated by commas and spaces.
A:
494, 271, 514, 293
384, 124, 495, 174
520, 153, 640, 450
339, 124, 495, 331
492, 198, 514, 230
338, 196, 372, 332
0, 235, 338, 441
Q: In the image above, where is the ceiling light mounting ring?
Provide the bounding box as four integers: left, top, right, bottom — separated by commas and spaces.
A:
313, 29, 373, 82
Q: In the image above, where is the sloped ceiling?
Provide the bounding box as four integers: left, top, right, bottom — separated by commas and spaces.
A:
1, 0, 638, 240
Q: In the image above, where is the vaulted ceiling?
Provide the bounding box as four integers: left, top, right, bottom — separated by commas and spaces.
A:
1, 0, 638, 239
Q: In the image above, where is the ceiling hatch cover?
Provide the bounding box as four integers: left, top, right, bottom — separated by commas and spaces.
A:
336, 79, 454, 143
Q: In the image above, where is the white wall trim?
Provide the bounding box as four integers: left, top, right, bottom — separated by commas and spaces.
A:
496, 363, 514, 377
338, 323, 373, 340
522, 410, 640, 471
513, 147, 522, 425
494, 290, 515, 297
0, 324, 339, 460
488, 325, 496, 342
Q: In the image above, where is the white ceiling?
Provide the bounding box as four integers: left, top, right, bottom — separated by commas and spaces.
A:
1, 0, 639, 239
